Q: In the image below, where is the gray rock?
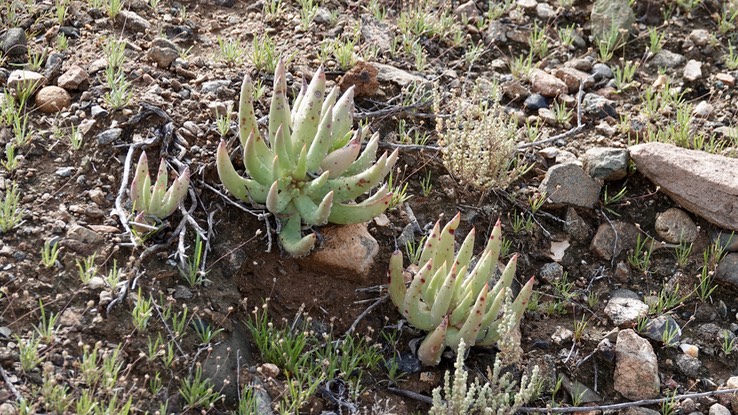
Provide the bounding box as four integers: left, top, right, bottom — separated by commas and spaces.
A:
654, 208, 698, 243
536, 2, 556, 19
486, 20, 508, 44
590, 221, 639, 260
201, 79, 232, 95
566, 58, 594, 72
44, 53, 65, 83
67, 224, 104, 245
590, 0, 635, 46
517, 0, 537, 9
55, 166, 75, 177
90, 105, 108, 119
565, 207, 590, 241
539, 262, 564, 282
560, 374, 601, 403
592, 63, 614, 80
689, 29, 712, 47
97, 128, 123, 145
582, 147, 628, 181
362, 19, 393, 52
58, 65, 90, 90
651, 50, 685, 68
2, 28, 27, 60
676, 354, 702, 378
710, 404, 731, 415
530, 69, 567, 97
539, 162, 602, 208
524, 93, 547, 110
147, 39, 179, 68
642, 315, 681, 343
313, 7, 332, 23
201, 323, 251, 406
694, 303, 717, 322
582, 93, 617, 118
116, 10, 151, 33
454, 1, 480, 20
622, 407, 661, 415
374, 63, 429, 88
553, 67, 594, 93
629, 143, 738, 232
614, 329, 660, 400
605, 297, 648, 326
683, 59, 703, 82
715, 253, 738, 289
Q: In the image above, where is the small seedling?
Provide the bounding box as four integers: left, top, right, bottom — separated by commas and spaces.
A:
661, 321, 680, 347
131, 288, 153, 331
56, 33, 69, 51
552, 100, 573, 124
420, 171, 433, 197
726, 41, 738, 70
40, 239, 61, 268
2, 142, 19, 171
674, 241, 692, 268
0, 182, 22, 233
215, 106, 232, 138
628, 234, 654, 274
76, 253, 97, 284
613, 60, 638, 90
722, 330, 736, 355
17, 334, 43, 373
250, 34, 278, 73
647, 27, 664, 54
181, 234, 207, 287
529, 22, 549, 59
387, 171, 411, 209
217, 37, 245, 64
404, 236, 426, 265
179, 366, 223, 409
694, 265, 718, 302
573, 316, 587, 343
558, 24, 576, 48
596, 23, 621, 62
297, 0, 318, 31
35, 301, 59, 344
105, 259, 122, 290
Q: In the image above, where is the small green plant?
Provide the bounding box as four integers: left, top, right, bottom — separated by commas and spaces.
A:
695, 265, 718, 302
551, 272, 576, 302
180, 367, 222, 410
181, 234, 207, 287
0, 182, 23, 233
68, 124, 83, 150
26, 47, 46, 72
647, 27, 665, 54
103, 68, 133, 109
661, 389, 678, 415
107, 0, 122, 19
722, 330, 736, 355
628, 234, 654, 274
332, 36, 357, 71
613, 60, 638, 90
366, 0, 386, 20
76, 253, 97, 284
40, 239, 61, 268
250, 34, 278, 73
509, 52, 534, 79
529, 22, 549, 59
131, 288, 153, 331
650, 283, 689, 315
676, 0, 702, 13
262, 0, 283, 20
105, 259, 122, 289
726, 41, 738, 70
674, 241, 692, 268
17, 334, 43, 373
420, 171, 433, 197
56, 33, 69, 51
573, 316, 587, 343
596, 23, 622, 62
298, 0, 318, 31
56, 0, 69, 24
558, 24, 576, 48
216, 106, 232, 138
217, 37, 245, 64
404, 236, 426, 265
661, 321, 680, 347
552, 100, 573, 125
488, 0, 514, 20
387, 171, 411, 209
12, 112, 31, 146
35, 301, 59, 344
718, 6, 738, 34
171, 306, 189, 338
2, 143, 19, 171
193, 319, 224, 345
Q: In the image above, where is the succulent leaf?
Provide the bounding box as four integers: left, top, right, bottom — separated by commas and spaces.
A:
279, 215, 316, 257
417, 316, 448, 367
327, 186, 392, 224
389, 250, 406, 310
216, 140, 268, 203
292, 66, 325, 151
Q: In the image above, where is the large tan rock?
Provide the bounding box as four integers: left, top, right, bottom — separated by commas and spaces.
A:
629, 143, 738, 232
301, 223, 379, 280
614, 329, 660, 400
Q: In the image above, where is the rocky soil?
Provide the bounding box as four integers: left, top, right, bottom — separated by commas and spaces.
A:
1, 0, 738, 414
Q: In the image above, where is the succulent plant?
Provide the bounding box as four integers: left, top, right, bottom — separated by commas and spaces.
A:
217, 60, 398, 256
130, 152, 190, 228
388, 213, 535, 366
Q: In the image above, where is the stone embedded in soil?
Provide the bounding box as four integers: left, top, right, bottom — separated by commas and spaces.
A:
201, 323, 250, 406
35, 86, 71, 113
629, 142, 738, 232
115, 10, 151, 33
581, 147, 628, 181
530, 69, 568, 97
715, 253, 738, 289
622, 407, 661, 415
680, 343, 699, 358
716, 73, 736, 86
147, 44, 179, 68
565, 58, 594, 72
517, 0, 537, 9
592, 63, 614, 80
590, 0, 635, 46
560, 374, 602, 403
539, 262, 564, 283
539, 162, 602, 208
66, 224, 104, 245
683, 59, 703, 82
97, 127, 123, 145
614, 329, 660, 400
553, 67, 594, 93
0, 402, 18, 415
7, 70, 45, 96
590, 221, 638, 260
565, 207, 591, 241
654, 208, 698, 244
536, 2, 556, 20
642, 315, 681, 343
523, 93, 547, 110
301, 223, 379, 279
604, 297, 648, 327
374, 63, 429, 88
675, 353, 702, 378
651, 50, 685, 69
582, 93, 617, 119
2, 28, 27, 62
709, 404, 731, 415
57, 65, 90, 90
689, 29, 712, 47
504, 80, 531, 103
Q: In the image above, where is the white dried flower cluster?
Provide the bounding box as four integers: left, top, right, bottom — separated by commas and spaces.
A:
436, 88, 529, 190
429, 339, 540, 415
496, 289, 523, 365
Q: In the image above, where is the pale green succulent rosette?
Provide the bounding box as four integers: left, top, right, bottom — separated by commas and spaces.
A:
389, 213, 535, 366
217, 59, 398, 256
130, 152, 190, 229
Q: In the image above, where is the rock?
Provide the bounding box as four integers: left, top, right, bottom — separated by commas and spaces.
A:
97, 128, 123, 145
454, 1, 480, 20
116, 10, 151, 33
201, 323, 250, 406
715, 253, 738, 289
200, 80, 231, 95
538, 108, 557, 125
590, 221, 639, 260
530, 69, 568, 97
486, 20, 508, 44
503, 80, 531, 102
651, 50, 685, 68
590, 0, 635, 45
642, 315, 681, 343
339, 61, 379, 98
524, 93, 547, 110
582, 93, 617, 118
709, 403, 731, 415
629, 143, 738, 232
0, 402, 18, 415
67, 224, 104, 245
540, 162, 602, 208
565, 207, 590, 241
692, 101, 713, 118
44, 53, 64, 83
172, 285, 193, 299
622, 407, 661, 415
553, 67, 594, 93
566, 58, 593, 72
361, 19, 393, 52
614, 329, 660, 400
689, 29, 712, 47
90, 105, 108, 119
539, 262, 564, 283
654, 208, 698, 243
683, 60, 703, 82
7, 70, 45, 95
374, 63, 429, 88
536, 2, 556, 19
517, 0, 537, 9
560, 374, 602, 403
55, 167, 75, 177
727, 376, 738, 389
88, 276, 106, 290
147, 38, 179, 67
592, 63, 614, 80
680, 343, 699, 358
676, 353, 702, 378
305, 223, 379, 279
716, 73, 735, 86
57, 65, 90, 90
59, 307, 83, 327
605, 297, 648, 326
2, 28, 27, 61
551, 326, 573, 344
581, 147, 628, 181
35, 86, 71, 113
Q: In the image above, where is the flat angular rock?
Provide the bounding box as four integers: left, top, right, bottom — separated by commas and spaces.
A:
590, 221, 638, 260
374, 63, 429, 88
530, 69, 568, 97
540, 162, 602, 208
715, 253, 738, 289
614, 329, 660, 400
605, 297, 648, 326
654, 208, 698, 243
629, 143, 738, 231
581, 147, 628, 181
